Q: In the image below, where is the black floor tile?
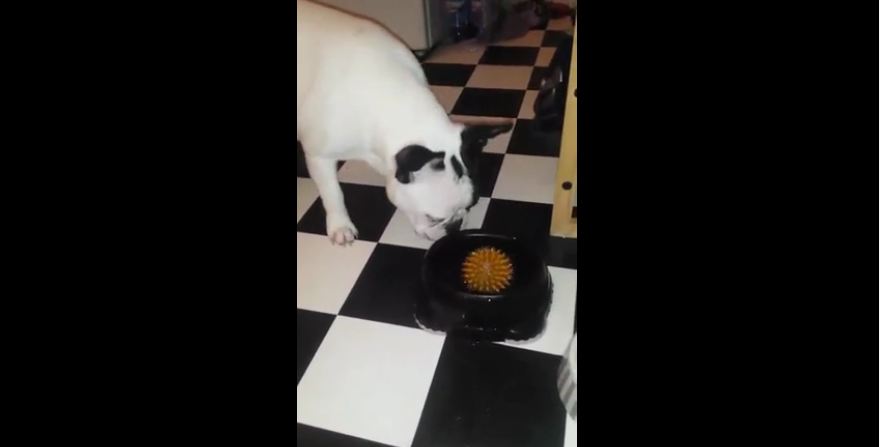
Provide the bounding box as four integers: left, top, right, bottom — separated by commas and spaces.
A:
297, 424, 393, 447
339, 244, 427, 329
296, 183, 396, 242
421, 63, 476, 87
546, 236, 577, 270
481, 199, 552, 252
412, 337, 567, 447
451, 88, 525, 118
541, 30, 568, 47
506, 119, 562, 157
479, 46, 539, 66
481, 199, 576, 269
475, 153, 505, 198
297, 309, 335, 385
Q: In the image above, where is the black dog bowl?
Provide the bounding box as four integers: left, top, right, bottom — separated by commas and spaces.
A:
415, 230, 553, 342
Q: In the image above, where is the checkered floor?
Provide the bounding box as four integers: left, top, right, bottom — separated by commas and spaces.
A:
297, 17, 578, 447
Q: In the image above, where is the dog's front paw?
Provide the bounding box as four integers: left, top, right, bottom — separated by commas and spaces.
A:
327, 215, 359, 246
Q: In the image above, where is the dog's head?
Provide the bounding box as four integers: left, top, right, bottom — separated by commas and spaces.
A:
386, 123, 513, 240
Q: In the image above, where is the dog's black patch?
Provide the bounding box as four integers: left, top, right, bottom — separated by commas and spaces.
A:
459, 123, 514, 207
461, 123, 514, 149
460, 123, 513, 207
395, 145, 445, 184
451, 156, 464, 179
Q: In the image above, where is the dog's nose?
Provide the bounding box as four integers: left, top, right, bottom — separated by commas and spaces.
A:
446, 218, 463, 232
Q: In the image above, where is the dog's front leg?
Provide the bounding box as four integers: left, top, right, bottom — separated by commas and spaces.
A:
306, 155, 359, 245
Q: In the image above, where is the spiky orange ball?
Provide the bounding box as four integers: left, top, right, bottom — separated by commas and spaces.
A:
461, 246, 514, 294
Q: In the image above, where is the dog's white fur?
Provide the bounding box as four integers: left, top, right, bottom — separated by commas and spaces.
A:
297, 0, 476, 244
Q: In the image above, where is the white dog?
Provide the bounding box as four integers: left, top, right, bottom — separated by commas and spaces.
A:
297, 0, 512, 245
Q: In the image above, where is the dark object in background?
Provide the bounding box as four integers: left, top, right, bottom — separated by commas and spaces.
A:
416, 230, 553, 341
546, 1, 573, 19
449, 1, 573, 45
449, 0, 479, 42
533, 32, 574, 132
478, 0, 549, 43
532, 0, 550, 29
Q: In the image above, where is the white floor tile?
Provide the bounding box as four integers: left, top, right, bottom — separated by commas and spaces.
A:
379, 198, 490, 250
297, 316, 446, 447
547, 18, 574, 31
426, 40, 487, 64
379, 209, 433, 250
491, 154, 559, 204
519, 90, 539, 119
337, 160, 386, 187
463, 197, 491, 230
296, 233, 376, 314
536, 47, 557, 67
430, 85, 464, 114
466, 65, 533, 90
564, 417, 578, 447
297, 178, 319, 222
498, 266, 577, 355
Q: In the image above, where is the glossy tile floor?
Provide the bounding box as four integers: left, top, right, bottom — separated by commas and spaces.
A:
297, 17, 578, 447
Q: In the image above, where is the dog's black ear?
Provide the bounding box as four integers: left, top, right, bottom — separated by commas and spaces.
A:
395, 145, 444, 184
459, 123, 514, 173
461, 122, 514, 148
